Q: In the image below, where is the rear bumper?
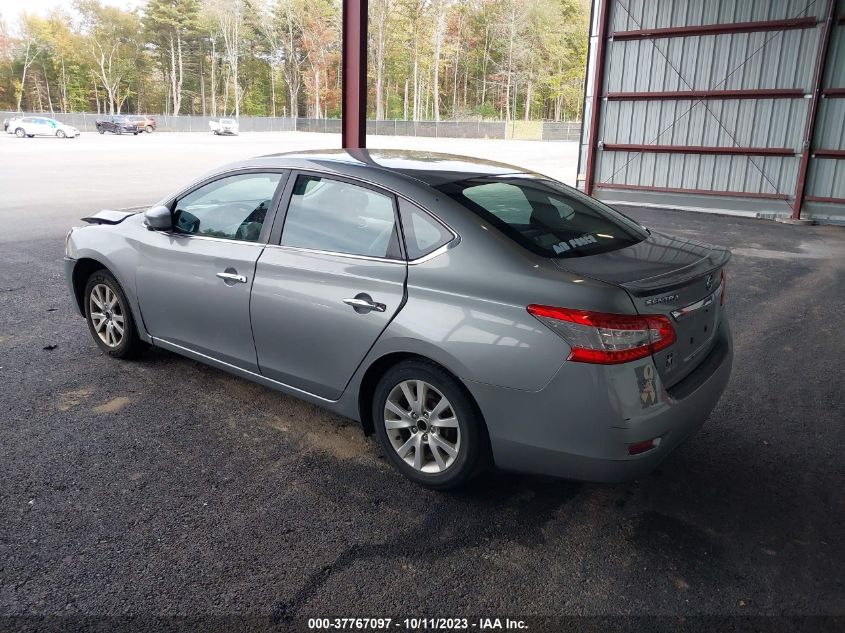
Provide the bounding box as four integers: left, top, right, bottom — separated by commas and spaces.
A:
467, 321, 733, 483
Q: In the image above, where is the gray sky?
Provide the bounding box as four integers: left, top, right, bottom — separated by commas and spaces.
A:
1, 0, 142, 25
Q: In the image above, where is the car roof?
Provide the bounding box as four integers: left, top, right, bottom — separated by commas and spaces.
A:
239, 149, 542, 187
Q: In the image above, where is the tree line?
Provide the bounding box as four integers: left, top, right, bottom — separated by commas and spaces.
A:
0, 0, 588, 121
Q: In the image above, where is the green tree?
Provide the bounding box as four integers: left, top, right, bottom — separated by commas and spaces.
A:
144, 0, 200, 116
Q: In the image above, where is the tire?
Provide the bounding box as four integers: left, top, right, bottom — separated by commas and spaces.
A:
372, 359, 487, 489
116, 128, 122, 135
98, 127, 105, 135
133, 131, 138, 135
15, 128, 25, 138
83, 270, 146, 359
56, 130, 66, 139
145, 125, 154, 133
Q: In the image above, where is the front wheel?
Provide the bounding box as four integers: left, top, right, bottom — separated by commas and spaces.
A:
84, 270, 145, 359
97, 127, 105, 135
56, 130, 66, 139
15, 128, 25, 138
145, 125, 154, 133
373, 360, 488, 489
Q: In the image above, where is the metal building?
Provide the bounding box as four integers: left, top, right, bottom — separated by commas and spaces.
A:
578, 0, 845, 224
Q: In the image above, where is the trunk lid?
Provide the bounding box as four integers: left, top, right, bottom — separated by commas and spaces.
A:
554, 231, 730, 387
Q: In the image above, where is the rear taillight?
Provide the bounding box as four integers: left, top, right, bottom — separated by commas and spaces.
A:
527, 305, 676, 365
720, 268, 727, 306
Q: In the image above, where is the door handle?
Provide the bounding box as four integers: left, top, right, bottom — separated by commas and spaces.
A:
216, 271, 248, 284
343, 296, 387, 313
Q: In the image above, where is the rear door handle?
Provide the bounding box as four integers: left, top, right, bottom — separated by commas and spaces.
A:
343, 295, 386, 313
216, 271, 248, 284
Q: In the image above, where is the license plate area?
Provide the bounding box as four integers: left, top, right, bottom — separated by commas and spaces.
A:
672, 292, 718, 364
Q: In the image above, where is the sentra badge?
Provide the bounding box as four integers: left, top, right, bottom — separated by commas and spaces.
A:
645, 293, 679, 306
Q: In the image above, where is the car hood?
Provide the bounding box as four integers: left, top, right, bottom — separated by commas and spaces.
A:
551, 230, 731, 295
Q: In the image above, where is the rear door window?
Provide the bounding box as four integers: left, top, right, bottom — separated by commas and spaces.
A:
437, 176, 647, 258
280, 175, 401, 259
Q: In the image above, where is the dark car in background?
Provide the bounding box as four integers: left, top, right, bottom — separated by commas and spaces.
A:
127, 114, 157, 133
95, 115, 139, 135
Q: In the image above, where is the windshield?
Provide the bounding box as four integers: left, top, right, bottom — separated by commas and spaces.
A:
436, 176, 647, 258
221, 119, 236, 124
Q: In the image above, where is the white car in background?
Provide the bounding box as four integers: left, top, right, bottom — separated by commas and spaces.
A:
7, 116, 80, 139
209, 118, 239, 136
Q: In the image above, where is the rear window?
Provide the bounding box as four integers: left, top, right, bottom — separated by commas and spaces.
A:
436, 176, 647, 258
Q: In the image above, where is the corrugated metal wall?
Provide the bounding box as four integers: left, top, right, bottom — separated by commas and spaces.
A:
578, 0, 845, 223
804, 6, 845, 221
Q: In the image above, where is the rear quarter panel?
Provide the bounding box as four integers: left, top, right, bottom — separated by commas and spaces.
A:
357, 195, 637, 392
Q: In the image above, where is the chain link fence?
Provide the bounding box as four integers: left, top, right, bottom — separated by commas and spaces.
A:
1, 111, 580, 141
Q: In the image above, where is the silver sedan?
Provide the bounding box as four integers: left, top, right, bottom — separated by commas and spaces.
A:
64, 150, 732, 489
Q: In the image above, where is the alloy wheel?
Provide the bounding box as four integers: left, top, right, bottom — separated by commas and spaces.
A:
383, 380, 461, 473
89, 283, 125, 348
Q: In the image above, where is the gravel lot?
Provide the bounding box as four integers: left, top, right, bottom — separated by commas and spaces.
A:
1, 131, 844, 631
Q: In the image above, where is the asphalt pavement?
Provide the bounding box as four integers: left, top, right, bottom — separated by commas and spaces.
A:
1, 132, 844, 632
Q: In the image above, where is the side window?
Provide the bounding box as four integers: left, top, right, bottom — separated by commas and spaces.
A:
280, 175, 401, 259
398, 199, 453, 260
173, 172, 282, 242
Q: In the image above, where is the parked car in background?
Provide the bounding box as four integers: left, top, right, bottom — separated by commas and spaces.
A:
6, 116, 80, 139
127, 114, 157, 133
95, 115, 140, 135
209, 118, 239, 136
64, 150, 733, 490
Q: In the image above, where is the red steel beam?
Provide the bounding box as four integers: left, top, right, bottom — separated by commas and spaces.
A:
813, 149, 845, 158
805, 195, 845, 204
605, 89, 806, 101
822, 88, 845, 97
611, 17, 818, 41
583, 0, 612, 196
602, 143, 795, 156
595, 183, 789, 200
341, 0, 367, 149
793, 0, 837, 219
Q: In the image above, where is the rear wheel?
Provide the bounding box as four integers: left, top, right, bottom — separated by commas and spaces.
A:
14, 128, 25, 138
145, 125, 154, 133
373, 360, 487, 489
84, 270, 145, 359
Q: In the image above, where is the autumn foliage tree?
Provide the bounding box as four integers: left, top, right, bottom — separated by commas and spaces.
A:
1, 0, 588, 121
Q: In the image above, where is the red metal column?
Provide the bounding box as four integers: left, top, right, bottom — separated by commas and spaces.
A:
342, 0, 368, 149
793, 0, 837, 219
583, 0, 612, 195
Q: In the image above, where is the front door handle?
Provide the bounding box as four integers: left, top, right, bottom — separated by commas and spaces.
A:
216, 271, 248, 284
343, 295, 387, 313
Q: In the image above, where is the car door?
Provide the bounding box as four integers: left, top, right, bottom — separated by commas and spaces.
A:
135, 170, 288, 372
250, 172, 407, 400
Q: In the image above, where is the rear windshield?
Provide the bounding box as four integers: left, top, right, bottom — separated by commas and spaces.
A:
436, 176, 647, 258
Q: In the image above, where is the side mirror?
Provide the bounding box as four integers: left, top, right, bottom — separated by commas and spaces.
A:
144, 205, 172, 231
